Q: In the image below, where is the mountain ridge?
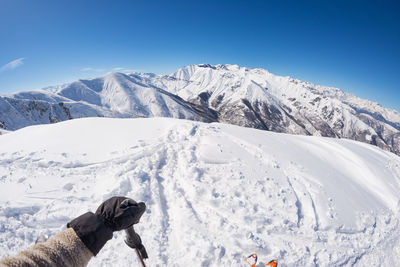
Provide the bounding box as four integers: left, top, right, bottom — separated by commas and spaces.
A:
0, 63, 399, 155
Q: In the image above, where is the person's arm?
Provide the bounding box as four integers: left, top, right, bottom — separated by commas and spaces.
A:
0, 197, 146, 267
0, 228, 93, 267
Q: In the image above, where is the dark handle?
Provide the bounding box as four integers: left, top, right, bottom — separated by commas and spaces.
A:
124, 226, 148, 267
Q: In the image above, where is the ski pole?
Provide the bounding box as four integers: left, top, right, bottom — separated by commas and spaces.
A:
120, 199, 148, 267
124, 226, 148, 267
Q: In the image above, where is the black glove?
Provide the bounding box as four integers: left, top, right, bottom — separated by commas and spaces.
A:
67, 196, 146, 256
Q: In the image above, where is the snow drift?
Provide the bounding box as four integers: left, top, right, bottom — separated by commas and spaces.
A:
0, 117, 399, 266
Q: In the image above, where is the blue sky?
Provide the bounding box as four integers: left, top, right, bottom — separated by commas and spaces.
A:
1, 0, 399, 111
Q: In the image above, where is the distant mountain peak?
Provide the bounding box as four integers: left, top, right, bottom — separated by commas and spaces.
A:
1, 64, 399, 155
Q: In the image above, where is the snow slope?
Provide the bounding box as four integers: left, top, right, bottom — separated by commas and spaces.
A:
0, 72, 217, 131
0, 118, 400, 266
151, 64, 400, 155
1, 64, 399, 155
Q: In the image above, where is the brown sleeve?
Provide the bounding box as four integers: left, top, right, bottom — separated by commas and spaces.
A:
0, 228, 93, 267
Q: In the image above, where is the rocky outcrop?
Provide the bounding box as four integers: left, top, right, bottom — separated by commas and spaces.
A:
1, 64, 399, 156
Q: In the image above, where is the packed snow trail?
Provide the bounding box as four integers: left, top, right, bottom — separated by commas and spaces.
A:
0, 117, 399, 266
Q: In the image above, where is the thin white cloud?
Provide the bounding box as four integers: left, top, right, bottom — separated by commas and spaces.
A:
80, 67, 106, 72
0, 58, 25, 72
80, 66, 140, 74
113, 67, 140, 73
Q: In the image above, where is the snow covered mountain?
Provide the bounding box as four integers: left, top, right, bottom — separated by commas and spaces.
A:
151, 64, 400, 155
0, 72, 217, 130
1, 64, 399, 155
0, 117, 399, 266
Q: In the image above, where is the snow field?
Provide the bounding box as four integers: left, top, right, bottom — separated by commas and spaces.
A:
0, 117, 399, 266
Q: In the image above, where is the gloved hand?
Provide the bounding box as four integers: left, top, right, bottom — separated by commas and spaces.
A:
68, 197, 146, 256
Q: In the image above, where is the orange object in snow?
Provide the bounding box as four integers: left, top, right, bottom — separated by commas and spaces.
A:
266, 259, 278, 267
244, 253, 258, 267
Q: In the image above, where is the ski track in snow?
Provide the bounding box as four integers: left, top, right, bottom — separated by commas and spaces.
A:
0, 117, 400, 266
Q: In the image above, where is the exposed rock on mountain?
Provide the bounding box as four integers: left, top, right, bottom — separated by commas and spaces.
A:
1, 64, 399, 155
